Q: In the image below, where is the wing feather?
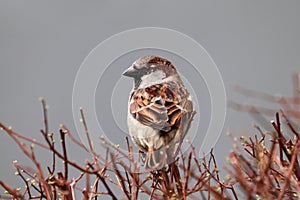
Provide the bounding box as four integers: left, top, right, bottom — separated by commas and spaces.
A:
129, 81, 193, 132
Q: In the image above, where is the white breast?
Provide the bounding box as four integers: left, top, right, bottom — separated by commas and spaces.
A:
127, 112, 158, 146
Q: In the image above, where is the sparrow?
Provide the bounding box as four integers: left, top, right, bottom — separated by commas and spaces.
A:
123, 56, 195, 170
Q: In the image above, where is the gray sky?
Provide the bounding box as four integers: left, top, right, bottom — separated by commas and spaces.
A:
0, 0, 300, 196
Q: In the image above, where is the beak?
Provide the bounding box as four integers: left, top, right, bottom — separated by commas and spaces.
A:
122, 66, 139, 78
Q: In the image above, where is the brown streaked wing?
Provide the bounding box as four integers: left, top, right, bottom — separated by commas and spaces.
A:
129, 81, 191, 132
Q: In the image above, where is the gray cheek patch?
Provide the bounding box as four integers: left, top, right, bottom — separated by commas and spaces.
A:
140, 70, 166, 86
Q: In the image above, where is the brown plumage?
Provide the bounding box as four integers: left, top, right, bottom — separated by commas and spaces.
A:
123, 56, 195, 170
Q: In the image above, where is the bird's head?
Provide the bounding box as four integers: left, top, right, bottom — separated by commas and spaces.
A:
123, 56, 178, 89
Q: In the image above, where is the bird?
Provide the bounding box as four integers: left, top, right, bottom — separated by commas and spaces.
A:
123, 55, 195, 170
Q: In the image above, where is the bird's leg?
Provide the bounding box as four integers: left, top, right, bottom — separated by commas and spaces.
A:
145, 145, 161, 170
139, 150, 146, 164
148, 145, 158, 169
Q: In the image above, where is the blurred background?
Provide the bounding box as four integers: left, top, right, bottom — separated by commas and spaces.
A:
0, 0, 300, 194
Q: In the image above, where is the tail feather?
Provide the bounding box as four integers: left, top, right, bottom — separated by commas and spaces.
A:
142, 110, 196, 170
144, 145, 173, 170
